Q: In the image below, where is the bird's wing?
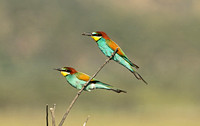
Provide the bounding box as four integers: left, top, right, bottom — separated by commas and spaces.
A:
75, 72, 96, 82
105, 39, 126, 57
90, 81, 127, 93
75, 72, 127, 93
106, 39, 139, 69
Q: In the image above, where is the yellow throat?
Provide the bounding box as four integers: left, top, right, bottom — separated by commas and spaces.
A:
91, 36, 101, 41
60, 71, 70, 76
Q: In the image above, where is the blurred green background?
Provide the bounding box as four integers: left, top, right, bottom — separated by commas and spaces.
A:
0, 0, 200, 125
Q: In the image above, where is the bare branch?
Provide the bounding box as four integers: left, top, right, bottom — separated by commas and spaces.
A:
46, 104, 49, 126
58, 48, 118, 126
50, 104, 56, 126
83, 115, 90, 126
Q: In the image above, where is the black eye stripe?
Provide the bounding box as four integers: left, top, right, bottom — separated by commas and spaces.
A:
92, 34, 101, 36
66, 70, 70, 72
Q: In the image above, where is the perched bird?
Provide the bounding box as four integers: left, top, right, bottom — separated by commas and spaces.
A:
55, 67, 126, 93
82, 31, 147, 84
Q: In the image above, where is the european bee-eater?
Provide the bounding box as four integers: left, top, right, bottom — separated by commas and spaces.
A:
55, 67, 126, 93
82, 31, 147, 84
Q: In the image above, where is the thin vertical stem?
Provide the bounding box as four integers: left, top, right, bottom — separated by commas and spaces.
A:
46, 104, 49, 126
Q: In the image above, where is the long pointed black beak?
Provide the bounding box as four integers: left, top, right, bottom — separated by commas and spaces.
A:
82, 32, 92, 36
54, 68, 63, 71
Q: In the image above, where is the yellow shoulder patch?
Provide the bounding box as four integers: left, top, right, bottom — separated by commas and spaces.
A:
107, 40, 125, 56
76, 72, 95, 81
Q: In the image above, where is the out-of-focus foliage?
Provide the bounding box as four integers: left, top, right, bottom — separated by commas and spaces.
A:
0, 0, 200, 125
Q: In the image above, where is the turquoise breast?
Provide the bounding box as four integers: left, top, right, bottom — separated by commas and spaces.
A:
66, 75, 85, 90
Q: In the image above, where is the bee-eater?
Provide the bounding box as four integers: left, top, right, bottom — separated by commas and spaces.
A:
82, 31, 147, 84
55, 67, 126, 93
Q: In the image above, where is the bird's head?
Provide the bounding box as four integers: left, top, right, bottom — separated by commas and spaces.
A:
82, 31, 110, 42
54, 67, 77, 77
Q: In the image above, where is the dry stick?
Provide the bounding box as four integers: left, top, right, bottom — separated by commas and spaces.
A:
46, 104, 49, 126
83, 115, 90, 126
58, 48, 118, 126
50, 104, 56, 126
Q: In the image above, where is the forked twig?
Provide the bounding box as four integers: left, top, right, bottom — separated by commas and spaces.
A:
50, 104, 56, 126
58, 48, 118, 126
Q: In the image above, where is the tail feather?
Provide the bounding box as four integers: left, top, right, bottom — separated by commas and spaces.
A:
131, 62, 139, 69
110, 89, 127, 93
132, 71, 148, 84
124, 57, 139, 69
93, 82, 127, 93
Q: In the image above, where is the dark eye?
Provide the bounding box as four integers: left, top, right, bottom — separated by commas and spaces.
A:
96, 34, 102, 36
66, 70, 71, 72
